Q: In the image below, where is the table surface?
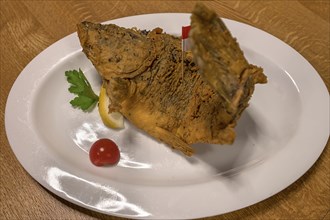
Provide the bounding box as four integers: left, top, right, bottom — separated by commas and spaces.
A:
1, 1, 329, 220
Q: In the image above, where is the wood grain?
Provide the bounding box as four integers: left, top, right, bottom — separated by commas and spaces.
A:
1, 1, 329, 220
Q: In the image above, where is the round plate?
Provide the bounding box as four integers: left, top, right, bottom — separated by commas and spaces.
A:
5, 14, 329, 219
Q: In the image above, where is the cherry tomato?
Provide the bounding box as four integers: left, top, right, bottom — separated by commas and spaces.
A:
89, 138, 120, 166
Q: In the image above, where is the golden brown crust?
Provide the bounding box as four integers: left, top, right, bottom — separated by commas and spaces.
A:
190, 3, 267, 115
77, 4, 267, 156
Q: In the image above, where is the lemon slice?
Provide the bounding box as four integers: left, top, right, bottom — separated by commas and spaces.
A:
98, 85, 124, 129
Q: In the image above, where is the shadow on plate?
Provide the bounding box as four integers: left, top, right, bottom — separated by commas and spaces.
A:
188, 111, 265, 180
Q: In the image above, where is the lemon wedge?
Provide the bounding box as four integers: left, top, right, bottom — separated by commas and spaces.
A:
98, 85, 124, 129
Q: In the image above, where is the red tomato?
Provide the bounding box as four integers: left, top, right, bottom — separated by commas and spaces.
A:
89, 139, 120, 166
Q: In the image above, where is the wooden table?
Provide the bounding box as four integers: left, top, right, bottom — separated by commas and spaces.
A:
1, 1, 329, 219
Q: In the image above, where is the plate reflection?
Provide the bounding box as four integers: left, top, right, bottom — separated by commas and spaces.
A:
45, 167, 151, 217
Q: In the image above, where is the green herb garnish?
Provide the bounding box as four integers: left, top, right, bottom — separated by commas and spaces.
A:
65, 69, 99, 111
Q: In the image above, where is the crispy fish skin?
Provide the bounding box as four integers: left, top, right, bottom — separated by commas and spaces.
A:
190, 3, 267, 114
77, 22, 156, 79
77, 4, 266, 156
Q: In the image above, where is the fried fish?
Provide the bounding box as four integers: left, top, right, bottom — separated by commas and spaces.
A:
77, 3, 267, 156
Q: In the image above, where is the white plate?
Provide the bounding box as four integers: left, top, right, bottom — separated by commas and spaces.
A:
5, 14, 329, 219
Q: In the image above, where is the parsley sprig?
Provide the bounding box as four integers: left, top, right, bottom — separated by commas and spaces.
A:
65, 69, 99, 111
